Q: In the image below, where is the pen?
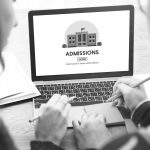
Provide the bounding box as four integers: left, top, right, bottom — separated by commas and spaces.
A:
29, 96, 75, 123
107, 76, 150, 102
0, 92, 23, 100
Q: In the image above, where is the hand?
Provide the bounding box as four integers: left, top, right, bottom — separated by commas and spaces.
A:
35, 94, 71, 146
72, 113, 111, 149
109, 77, 147, 111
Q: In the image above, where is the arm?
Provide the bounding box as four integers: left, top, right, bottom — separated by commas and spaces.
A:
132, 100, 150, 127
30, 94, 71, 150
101, 131, 150, 150
110, 77, 149, 127
0, 118, 18, 150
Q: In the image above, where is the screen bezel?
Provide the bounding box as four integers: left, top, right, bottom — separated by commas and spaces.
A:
28, 5, 134, 81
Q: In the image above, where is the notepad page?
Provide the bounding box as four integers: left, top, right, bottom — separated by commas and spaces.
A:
68, 102, 124, 127
0, 51, 40, 105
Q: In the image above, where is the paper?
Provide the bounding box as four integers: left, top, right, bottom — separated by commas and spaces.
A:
0, 51, 40, 105
68, 102, 124, 127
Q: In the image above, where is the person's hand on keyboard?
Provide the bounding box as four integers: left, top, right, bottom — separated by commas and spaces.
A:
72, 113, 111, 149
111, 77, 147, 111
35, 94, 71, 146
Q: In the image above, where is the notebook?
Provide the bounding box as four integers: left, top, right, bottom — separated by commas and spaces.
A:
28, 5, 134, 126
0, 51, 40, 105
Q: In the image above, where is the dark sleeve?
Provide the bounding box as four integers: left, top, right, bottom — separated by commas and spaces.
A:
30, 141, 65, 150
100, 132, 150, 150
132, 101, 150, 127
0, 118, 17, 150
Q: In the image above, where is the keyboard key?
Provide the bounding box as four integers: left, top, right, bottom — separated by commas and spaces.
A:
81, 97, 88, 102
41, 87, 47, 90
59, 90, 65, 94
69, 85, 75, 89
95, 96, 103, 101
68, 93, 75, 97
66, 89, 73, 93
76, 93, 82, 98
80, 89, 87, 93
83, 84, 90, 88
40, 95, 47, 100
90, 92, 97, 97
47, 94, 52, 99
90, 84, 96, 88
51, 90, 59, 94
73, 89, 80, 93
72, 97, 80, 102
88, 97, 95, 101
48, 86, 55, 90
95, 88, 101, 92
62, 86, 68, 90
83, 93, 90, 97
102, 96, 109, 101
76, 84, 82, 88
98, 92, 104, 96
88, 89, 94, 93
55, 86, 61, 90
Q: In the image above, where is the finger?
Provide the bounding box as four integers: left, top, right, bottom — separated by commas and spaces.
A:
113, 78, 131, 92
72, 120, 80, 131
106, 95, 116, 102
112, 99, 118, 106
65, 96, 76, 104
118, 83, 132, 96
39, 104, 47, 115
81, 113, 88, 126
96, 114, 106, 123
107, 92, 121, 102
62, 103, 71, 120
58, 95, 68, 104
88, 114, 96, 122
58, 95, 75, 105
55, 95, 71, 111
47, 94, 61, 106
116, 98, 123, 107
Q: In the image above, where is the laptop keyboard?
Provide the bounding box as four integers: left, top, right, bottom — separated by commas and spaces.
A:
34, 80, 116, 108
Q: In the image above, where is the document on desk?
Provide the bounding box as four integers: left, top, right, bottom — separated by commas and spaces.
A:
68, 102, 124, 127
0, 51, 40, 105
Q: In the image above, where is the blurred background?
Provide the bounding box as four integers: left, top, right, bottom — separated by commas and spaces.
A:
13, 0, 146, 9
5, 0, 150, 76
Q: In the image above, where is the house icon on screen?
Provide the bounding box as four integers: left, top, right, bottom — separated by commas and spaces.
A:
67, 28, 96, 47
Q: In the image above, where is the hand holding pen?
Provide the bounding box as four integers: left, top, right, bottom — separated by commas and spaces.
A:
107, 77, 150, 111
29, 95, 75, 123
33, 94, 75, 146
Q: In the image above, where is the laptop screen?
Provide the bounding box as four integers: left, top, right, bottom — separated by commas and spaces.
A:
28, 5, 134, 81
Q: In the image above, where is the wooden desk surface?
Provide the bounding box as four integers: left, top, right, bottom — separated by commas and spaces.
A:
1, 6, 150, 150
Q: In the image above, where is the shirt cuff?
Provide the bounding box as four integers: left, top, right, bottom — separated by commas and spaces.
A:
131, 100, 150, 126
30, 141, 64, 150
131, 99, 150, 119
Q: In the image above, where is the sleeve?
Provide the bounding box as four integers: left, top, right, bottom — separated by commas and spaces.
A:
131, 101, 150, 127
0, 118, 18, 150
101, 132, 150, 150
30, 141, 65, 150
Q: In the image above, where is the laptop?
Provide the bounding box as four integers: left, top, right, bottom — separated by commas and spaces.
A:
28, 5, 134, 126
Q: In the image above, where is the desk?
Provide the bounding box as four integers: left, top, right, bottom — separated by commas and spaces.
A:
1, 6, 150, 150
0, 101, 136, 150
